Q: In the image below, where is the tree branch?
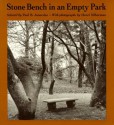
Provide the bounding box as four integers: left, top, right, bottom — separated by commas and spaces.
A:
84, 21, 94, 31
62, 22, 80, 60
92, 21, 101, 44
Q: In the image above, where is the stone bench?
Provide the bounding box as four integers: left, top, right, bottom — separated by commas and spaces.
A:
43, 98, 78, 111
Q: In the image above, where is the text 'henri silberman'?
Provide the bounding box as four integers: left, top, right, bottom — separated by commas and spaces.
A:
7, 3, 106, 12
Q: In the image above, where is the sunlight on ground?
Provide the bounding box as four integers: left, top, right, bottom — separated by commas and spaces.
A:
8, 93, 106, 120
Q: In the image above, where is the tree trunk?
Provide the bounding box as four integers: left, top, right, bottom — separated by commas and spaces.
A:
8, 59, 35, 119
93, 41, 97, 75
49, 22, 56, 95
25, 21, 30, 58
8, 21, 49, 119
90, 45, 106, 107
33, 34, 36, 60
78, 31, 86, 88
84, 26, 95, 85
90, 21, 106, 107
49, 79, 55, 94
78, 66, 83, 87
49, 32, 55, 94
69, 56, 73, 84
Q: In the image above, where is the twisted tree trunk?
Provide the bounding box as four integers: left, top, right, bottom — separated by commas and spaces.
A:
8, 21, 49, 119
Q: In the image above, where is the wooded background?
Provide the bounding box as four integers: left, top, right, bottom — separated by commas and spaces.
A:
8, 20, 106, 119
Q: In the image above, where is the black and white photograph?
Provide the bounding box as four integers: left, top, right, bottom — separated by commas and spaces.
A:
8, 20, 106, 120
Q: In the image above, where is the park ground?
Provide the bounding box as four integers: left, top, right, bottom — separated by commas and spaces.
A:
8, 79, 106, 120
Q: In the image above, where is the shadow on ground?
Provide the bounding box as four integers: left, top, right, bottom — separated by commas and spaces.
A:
8, 93, 106, 120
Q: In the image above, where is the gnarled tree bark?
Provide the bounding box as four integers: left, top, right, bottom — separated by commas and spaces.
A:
8, 21, 49, 119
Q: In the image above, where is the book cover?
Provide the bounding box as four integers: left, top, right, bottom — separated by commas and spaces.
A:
0, 0, 114, 124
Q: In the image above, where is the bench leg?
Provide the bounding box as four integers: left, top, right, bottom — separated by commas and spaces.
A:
66, 100, 75, 108
47, 102, 56, 111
